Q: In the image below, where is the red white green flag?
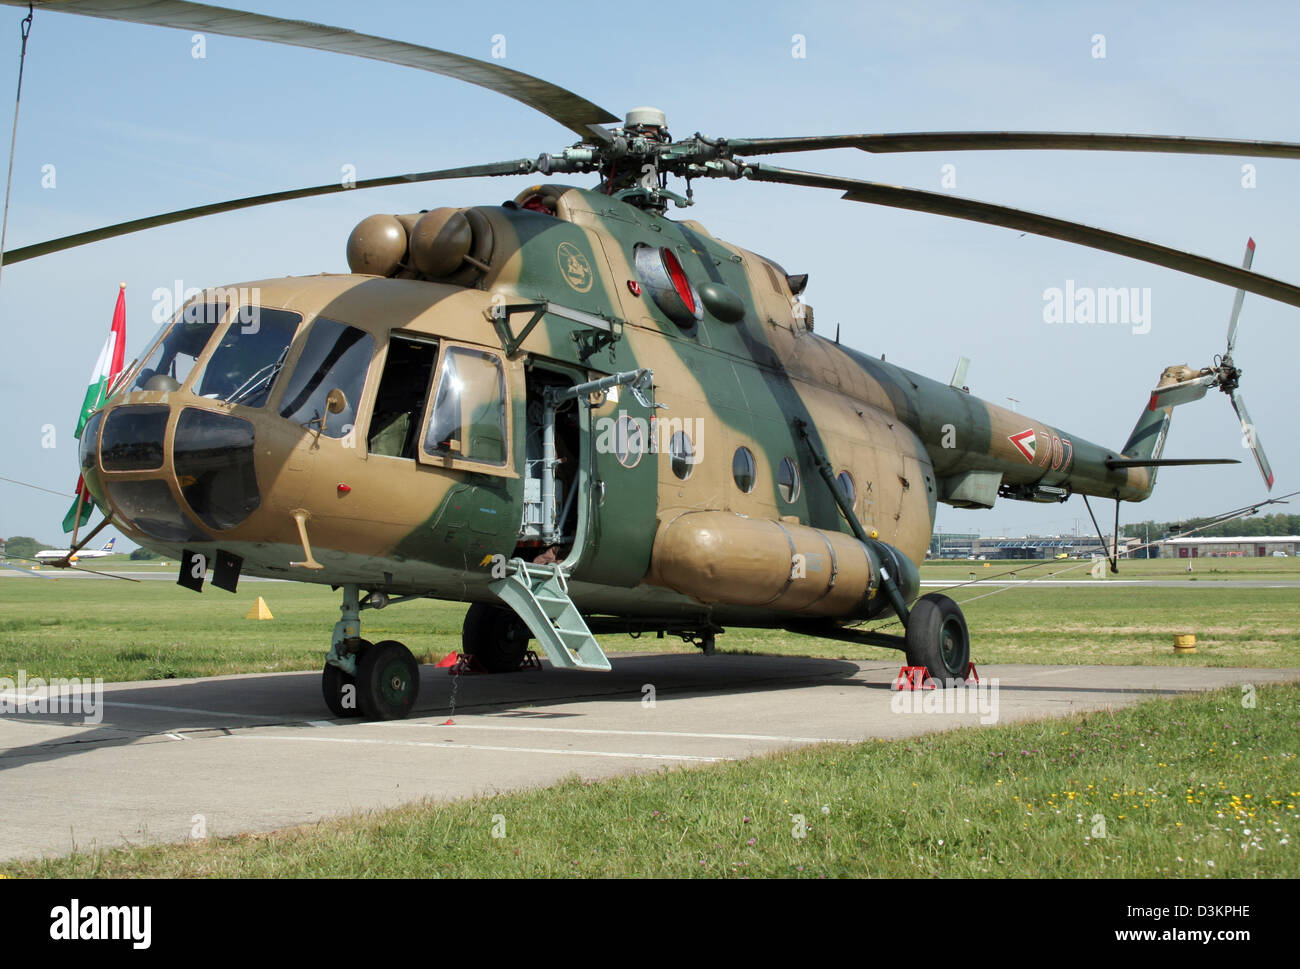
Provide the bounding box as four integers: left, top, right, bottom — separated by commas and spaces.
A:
63, 284, 127, 533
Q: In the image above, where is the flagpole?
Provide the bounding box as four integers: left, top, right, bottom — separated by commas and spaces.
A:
64, 283, 126, 535
68, 486, 86, 548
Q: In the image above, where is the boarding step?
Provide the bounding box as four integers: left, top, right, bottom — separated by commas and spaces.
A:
488, 560, 611, 671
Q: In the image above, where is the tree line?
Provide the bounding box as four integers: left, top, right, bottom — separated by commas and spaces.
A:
1123, 512, 1300, 540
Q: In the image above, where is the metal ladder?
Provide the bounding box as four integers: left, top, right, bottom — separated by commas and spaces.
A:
489, 560, 611, 671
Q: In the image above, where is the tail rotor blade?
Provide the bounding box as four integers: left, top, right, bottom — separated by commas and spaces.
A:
1226, 237, 1256, 355
1230, 389, 1275, 490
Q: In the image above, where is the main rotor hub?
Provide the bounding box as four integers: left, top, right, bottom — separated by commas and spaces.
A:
623, 106, 669, 139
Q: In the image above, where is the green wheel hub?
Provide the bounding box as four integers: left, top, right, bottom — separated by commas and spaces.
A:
356, 640, 420, 720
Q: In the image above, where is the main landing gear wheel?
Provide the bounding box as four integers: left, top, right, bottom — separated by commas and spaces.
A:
322, 638, 372, 718
356, 640, 420, 720
461, 602, 531, 673
904, 593, 970, 685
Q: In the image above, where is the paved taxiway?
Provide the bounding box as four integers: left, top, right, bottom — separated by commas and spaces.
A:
1, 655, 1295, 862
6, 567, 1298, 589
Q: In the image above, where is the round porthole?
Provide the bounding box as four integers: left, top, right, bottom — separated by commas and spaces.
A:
614, 413, 645, 468
732, 446, 756, 493
777, 456, 801, 503
836, 470, 855, 507
670, 431, 696, 480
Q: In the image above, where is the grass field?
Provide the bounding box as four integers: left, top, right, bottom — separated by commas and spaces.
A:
9, 682, 1296, 878
923, 556, 1300, 582
1, 554, 1298, 682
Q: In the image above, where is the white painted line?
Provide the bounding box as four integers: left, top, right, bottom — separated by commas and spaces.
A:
919, 579, 1146, 587
1013, 667, 1080, 679
237, 733, 730, 763
364, 721, 848, 744
307, 720, 335, 728
0, 689, 101, 702
97, 701, 275, 721
164, 732, 188, 741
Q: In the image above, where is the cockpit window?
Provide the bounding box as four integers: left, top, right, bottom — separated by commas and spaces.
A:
423, 347, 506, 465
278, 317, 373, 439
195, 307, 302, 407
131, 302, 227, 393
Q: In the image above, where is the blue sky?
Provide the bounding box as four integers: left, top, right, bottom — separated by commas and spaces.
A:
1, 0, 1297, 547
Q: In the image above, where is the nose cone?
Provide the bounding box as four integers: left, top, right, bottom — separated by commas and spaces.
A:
172, 408, 261, 530
86, 403, 262, 543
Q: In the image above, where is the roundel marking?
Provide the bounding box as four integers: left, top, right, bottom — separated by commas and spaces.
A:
557, 241, 594, 293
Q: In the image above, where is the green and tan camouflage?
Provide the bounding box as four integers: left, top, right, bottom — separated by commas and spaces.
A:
77, 184, 1186, 668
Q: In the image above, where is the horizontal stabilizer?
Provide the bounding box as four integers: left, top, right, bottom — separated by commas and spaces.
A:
1106, 457, 1239, 469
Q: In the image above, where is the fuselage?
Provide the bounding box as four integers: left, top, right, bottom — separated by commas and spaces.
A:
77, 185, 1151, 627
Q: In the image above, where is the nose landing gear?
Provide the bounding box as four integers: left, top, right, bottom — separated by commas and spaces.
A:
356, 640, 420, 720
322, 585, 421, 720
322, 649, 366, 718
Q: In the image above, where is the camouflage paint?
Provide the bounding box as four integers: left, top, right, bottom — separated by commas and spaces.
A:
85, 184, 1163, 627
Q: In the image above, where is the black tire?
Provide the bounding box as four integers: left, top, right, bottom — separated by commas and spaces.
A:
356, 640, 420, 720
322, 662, 364, 718
461, 603, 531, 673
904, 593, 970, 684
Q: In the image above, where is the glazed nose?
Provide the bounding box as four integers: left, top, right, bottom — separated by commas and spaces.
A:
82, 404, 261, 540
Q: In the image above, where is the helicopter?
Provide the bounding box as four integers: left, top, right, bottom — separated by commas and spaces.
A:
2, 0, 1295, 721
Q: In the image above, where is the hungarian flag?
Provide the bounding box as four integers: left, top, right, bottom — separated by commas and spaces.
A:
63, 284, 127, 533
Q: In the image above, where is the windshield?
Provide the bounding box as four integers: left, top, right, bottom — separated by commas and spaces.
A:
194, 307, 302, 407
131, 302, 227, 392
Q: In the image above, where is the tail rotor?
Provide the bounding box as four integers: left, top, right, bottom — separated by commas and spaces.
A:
1146, 238, 1274, 490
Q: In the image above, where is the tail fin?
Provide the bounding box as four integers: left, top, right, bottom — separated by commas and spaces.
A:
1121, 371, 1179, 463
1115, 366, 1242, 495
102, 538, 116, 552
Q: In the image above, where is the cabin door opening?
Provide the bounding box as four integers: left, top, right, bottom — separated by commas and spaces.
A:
516, 363, 586, 566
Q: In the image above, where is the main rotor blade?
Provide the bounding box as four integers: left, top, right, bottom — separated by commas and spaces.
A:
3, 0, 618, 141
1, 158, 536, 265
743, 164, 1300, 310
1226, 237, 1255, 355
1229, 389, 1275, 490
727, 132, 1300, 159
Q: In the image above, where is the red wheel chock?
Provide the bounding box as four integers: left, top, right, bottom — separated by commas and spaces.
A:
891, 666, 935, 691
438, 650, 542, 674
891, 663, 979, 690
441, 652, 486, 674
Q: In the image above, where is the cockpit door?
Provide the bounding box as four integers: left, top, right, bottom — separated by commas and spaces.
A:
411, 342, 520, 566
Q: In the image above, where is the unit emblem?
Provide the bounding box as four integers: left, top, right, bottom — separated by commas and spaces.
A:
557, 242, 594, 293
